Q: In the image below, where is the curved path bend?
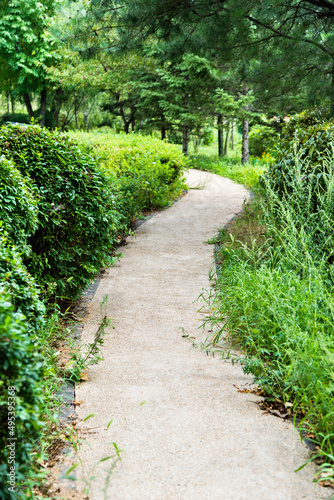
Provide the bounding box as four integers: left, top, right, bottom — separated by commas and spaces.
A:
76, 169, 326, 500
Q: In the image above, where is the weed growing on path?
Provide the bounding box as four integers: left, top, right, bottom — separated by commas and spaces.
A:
67, 295, 113, 383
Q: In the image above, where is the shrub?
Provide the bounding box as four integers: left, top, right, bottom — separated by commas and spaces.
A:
0, 228, 45, 331
0, 113, 30, 126
0, 125, 121, 301
249, 125, 278, 157
0, 156, 38, 254
67, 131, 187, 222
0, 290, 45, 499
0, 233, 45, 498
263, 108, 334, 198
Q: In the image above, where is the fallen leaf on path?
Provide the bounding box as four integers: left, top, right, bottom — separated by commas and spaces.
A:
268, 409, 289, 419
72, 400, 84, 406
80, 372, 88, 381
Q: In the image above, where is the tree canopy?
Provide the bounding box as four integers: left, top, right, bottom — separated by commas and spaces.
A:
0, 0, 333, 157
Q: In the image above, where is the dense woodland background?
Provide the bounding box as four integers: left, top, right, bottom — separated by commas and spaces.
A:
1, 0, 334, 158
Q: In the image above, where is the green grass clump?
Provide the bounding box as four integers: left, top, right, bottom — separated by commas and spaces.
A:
189, 154, 267, 188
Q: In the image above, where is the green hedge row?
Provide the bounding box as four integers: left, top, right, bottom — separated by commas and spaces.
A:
0, 229, 45, 499
0, 125, 187, 497
0, 126, 122, 302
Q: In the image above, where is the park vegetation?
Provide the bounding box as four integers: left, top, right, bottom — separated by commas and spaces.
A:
1, 0, 334, 495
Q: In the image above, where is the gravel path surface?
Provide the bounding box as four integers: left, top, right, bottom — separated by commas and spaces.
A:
76, 169, 327, 500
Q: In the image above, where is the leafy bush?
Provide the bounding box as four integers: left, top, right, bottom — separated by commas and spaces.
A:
0, 113, 30, 126
0, 228, 45, 330
0, 156, 38, 254
264, 108, 334, 198
0, 232, 45, 499
249, 124, 278, 157
68, 131, 187, 222
0, 290, 45, 500
0, 125, 121, 301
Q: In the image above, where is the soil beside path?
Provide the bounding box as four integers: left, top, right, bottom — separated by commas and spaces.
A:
76, 169, 327, 500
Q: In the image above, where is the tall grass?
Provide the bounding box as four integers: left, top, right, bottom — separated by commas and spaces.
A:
204, 152, 334, 477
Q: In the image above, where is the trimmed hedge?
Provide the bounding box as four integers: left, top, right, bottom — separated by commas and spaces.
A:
0, 291, 45, 500
0, 156, 38, 254
0, 231, 45, 499
0, 228, 45, 330
0, 125, 122, 301
0, 127, 187, 495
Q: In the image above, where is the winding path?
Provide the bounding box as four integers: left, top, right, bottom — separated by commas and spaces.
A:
76, 170, 326, 499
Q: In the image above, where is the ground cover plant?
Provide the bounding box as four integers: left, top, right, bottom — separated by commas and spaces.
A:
203, 111, 334, 481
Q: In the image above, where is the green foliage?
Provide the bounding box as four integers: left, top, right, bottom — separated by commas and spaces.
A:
0, 0, 57, 94
190, 154, 266, 189
0, 125, 120, 301
0, 228, 45, 331
249, 125, 278, 157
0, 113, 30, 126
0, 156, 38, 254
264, 109, 334, 197
0, 235, 45, 498
68, 131, 187, 222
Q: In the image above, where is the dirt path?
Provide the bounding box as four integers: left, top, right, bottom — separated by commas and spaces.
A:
76, 169, 326, 500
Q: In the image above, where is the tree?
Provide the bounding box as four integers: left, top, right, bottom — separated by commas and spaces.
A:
103, 0, 334, 116
0, 0, 58, 125
154, 54, 218, 155
215, 89, 255, 162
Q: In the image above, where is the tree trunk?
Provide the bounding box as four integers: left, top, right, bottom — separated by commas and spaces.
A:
131, 116, 136, 131
161, 114, 166, 140
123, 121, 130, 134
6, 92, 10, 114
40, 88, 47, 127
242, 119, 249, 163
75, 110, 79, 129
84, 111, 89, 131
182, 126, 189, 156
161, 125, 166, 140
217, 114, 224, 157
118, 99, 131, 134
23, 93, 34, 120
231, 120, 234, 150
51, 87, 63, 129
224, 121, 230, 156
11, 93, 15, 113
